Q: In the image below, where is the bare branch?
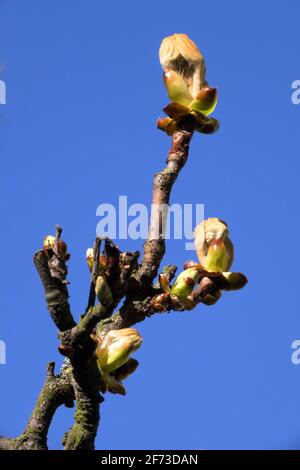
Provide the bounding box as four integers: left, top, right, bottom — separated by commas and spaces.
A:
63, 357, 103, 450
33, 250, 76, 331
135, 119, 195, 289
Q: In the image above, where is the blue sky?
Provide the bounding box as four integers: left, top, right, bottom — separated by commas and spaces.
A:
0, 0, 300, 450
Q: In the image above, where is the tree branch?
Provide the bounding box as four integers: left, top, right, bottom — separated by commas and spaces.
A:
1, 104, 220, 451
63, 356, 102, 450
135, 120, 195, 290
33, 250, 76, 331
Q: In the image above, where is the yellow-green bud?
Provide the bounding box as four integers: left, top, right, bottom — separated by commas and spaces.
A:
189, 87, 218, 116
194, 218, 233, 271
96, 328, 142, 373
159, 34, 207, 100
171, 267, 200, 300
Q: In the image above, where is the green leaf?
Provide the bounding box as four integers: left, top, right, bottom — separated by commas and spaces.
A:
189, 87, 217, 116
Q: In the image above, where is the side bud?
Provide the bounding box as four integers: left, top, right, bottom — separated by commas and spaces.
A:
44, 235, 67, 258
221, 272, 248, 291
96, 328, 142, 373
157, 117, 177, 135
171, 267, 201, 300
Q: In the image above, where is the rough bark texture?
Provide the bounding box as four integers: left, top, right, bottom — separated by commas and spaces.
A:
0, 115, 221, 450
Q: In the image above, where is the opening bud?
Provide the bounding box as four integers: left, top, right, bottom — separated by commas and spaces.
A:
86, 248, 108, 274
194, 218, 233, 271
96, 328, 142, 373
44, 235, 67, 258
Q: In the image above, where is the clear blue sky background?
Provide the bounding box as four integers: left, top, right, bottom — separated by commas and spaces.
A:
0, 0, 299, 450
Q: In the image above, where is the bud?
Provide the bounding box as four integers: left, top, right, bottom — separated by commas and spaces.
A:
96, 328, 142, 373
86, 248, 107, 274
44, 235, 67, 257
159, 34, 207, 98
159, 34, 217, 114
86, 248, 94, 271
171, 267, 201, 300
151, 293, 169, 312
163, 102, 189, 120
95, 275, 113, 307
221, 272, 248, 291
194, 218, 233, 271
157, 117, 177, 135
159, 273, 170, 292
189, 86, 218, 116
163, 70, 192, 107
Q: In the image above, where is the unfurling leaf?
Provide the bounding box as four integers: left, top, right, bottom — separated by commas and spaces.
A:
189, 87, 218, 116
163, 70, 192, 106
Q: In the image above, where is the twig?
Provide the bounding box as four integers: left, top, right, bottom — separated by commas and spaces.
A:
135, 119, 195, 289
85, 237, 101, 313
